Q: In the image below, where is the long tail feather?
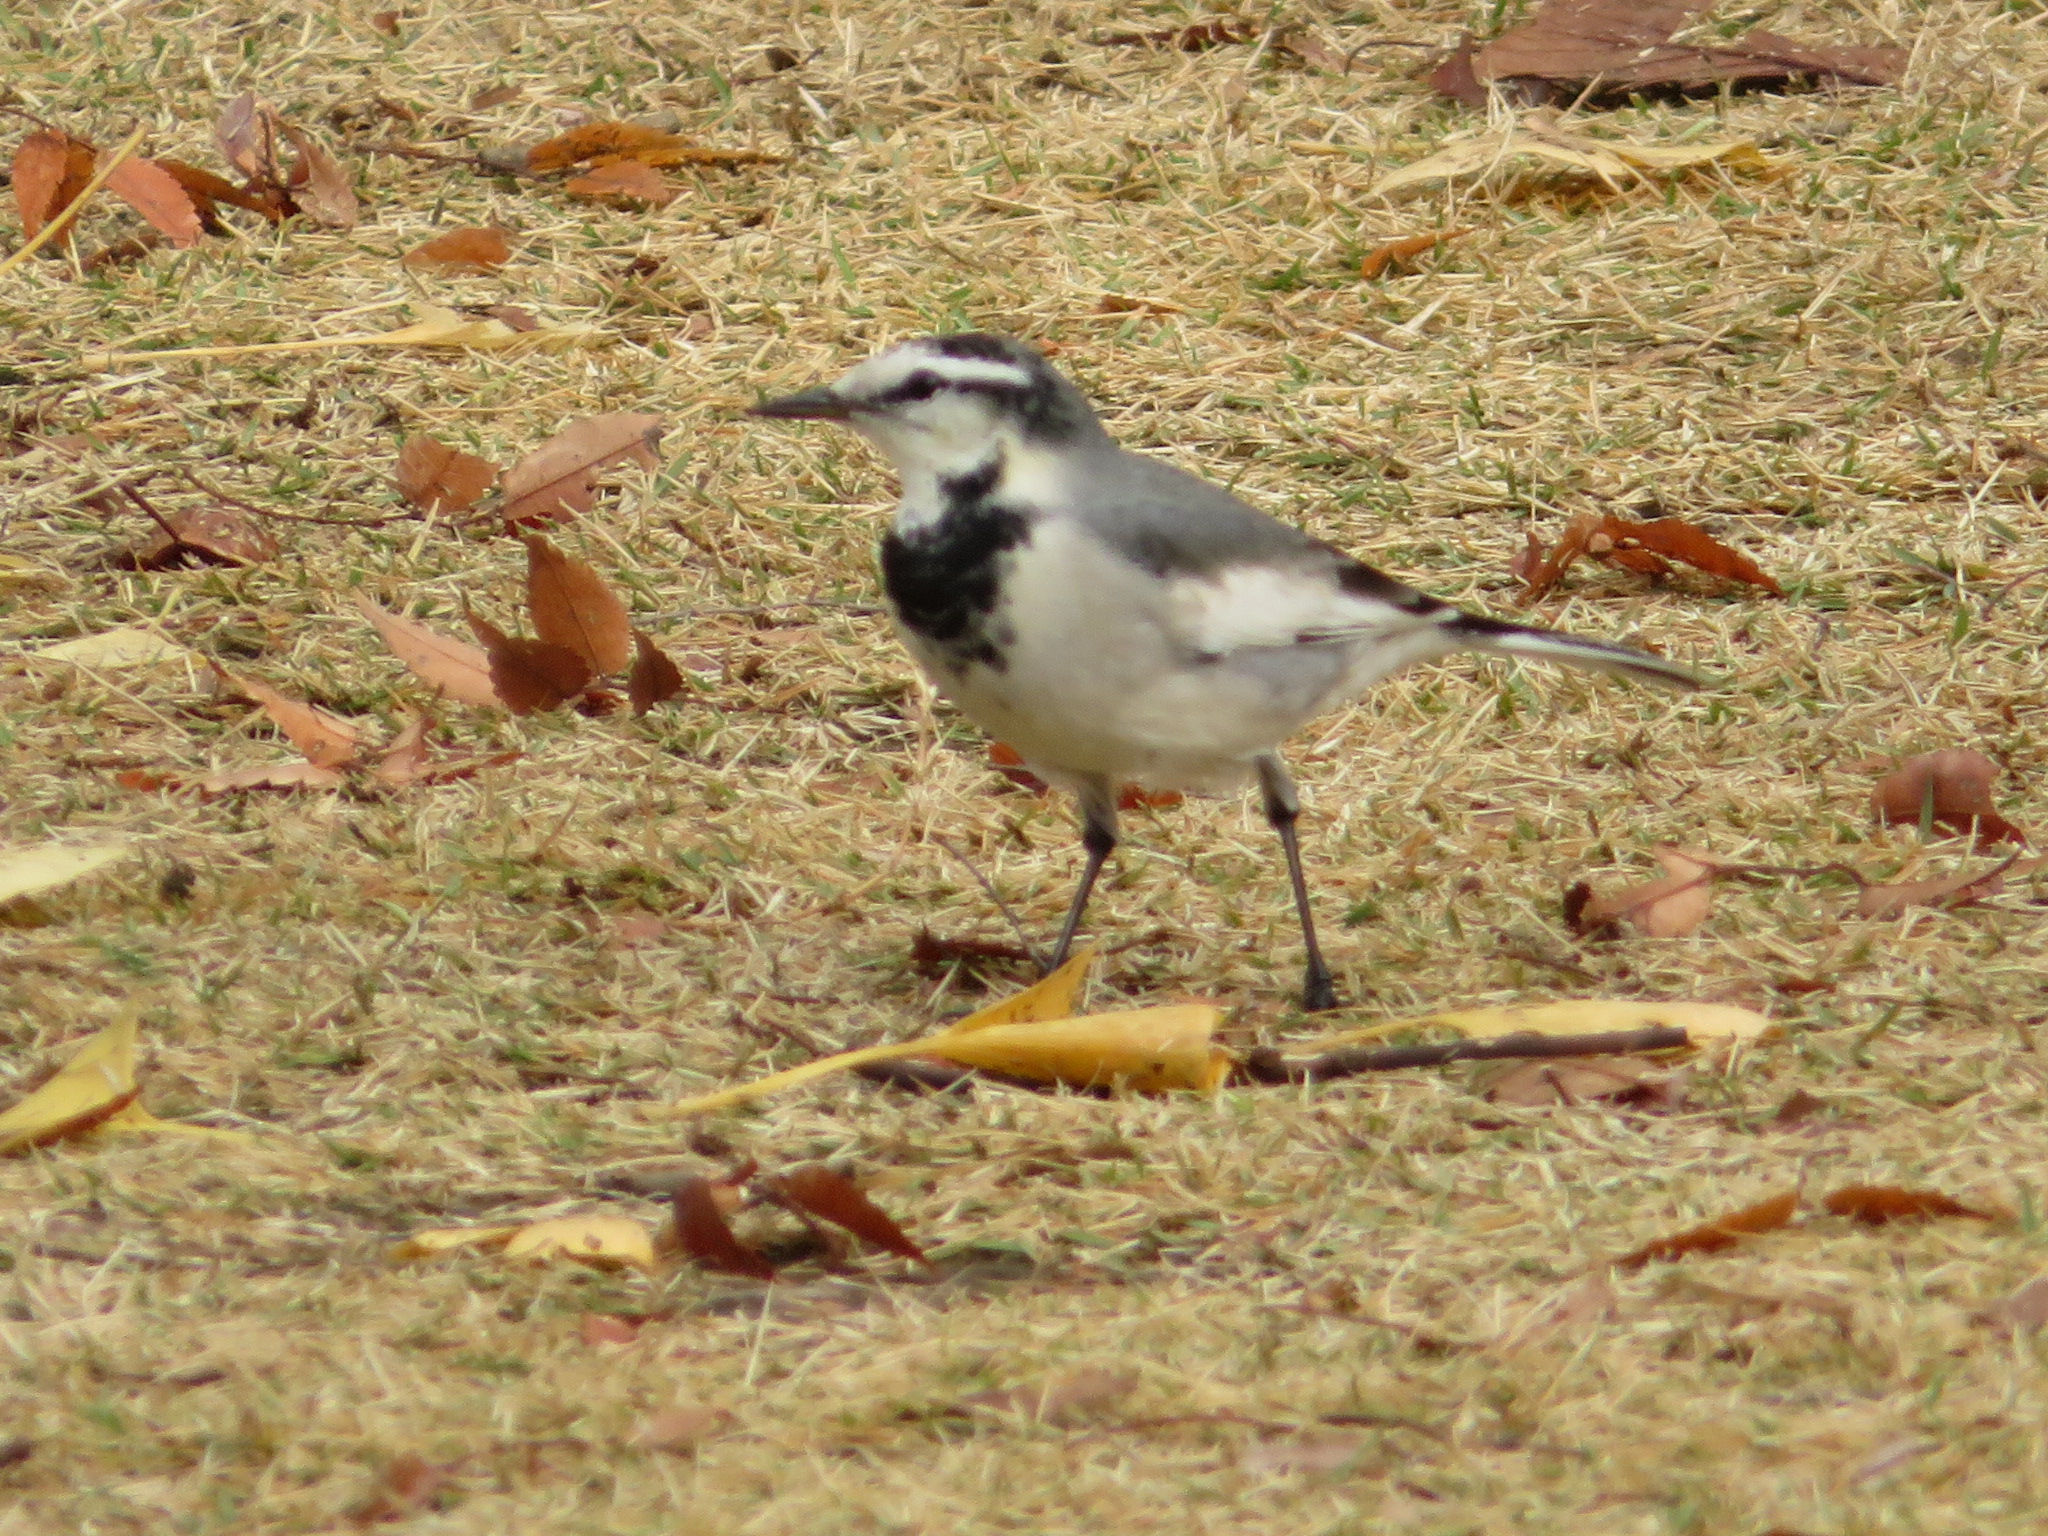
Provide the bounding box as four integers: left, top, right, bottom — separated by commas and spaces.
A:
1446, 614, 1703, 691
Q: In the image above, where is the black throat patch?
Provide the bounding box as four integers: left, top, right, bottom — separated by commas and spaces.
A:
880, 458, 1029, 672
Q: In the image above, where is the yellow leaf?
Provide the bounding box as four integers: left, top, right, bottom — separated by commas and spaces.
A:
0, 841, 131, 905
33, 627, 195, 668
503, 1216, 657, 1273
388, 1225, 522, 1262
97, 1101, 255, 1144
933, 1006, 1229, 1092
0, 554, 63, 589
946, 945, 1095, 1034
0, 1016, 139, 1154
1322, 998, 1771, 1048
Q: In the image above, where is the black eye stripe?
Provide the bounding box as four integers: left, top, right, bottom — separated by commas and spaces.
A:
876, 369, 943, 405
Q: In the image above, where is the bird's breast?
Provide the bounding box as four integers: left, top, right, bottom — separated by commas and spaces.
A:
879, 499, 1033, 673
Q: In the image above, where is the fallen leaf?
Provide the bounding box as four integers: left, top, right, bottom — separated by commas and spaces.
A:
395, 433, 498, 516
357, 597, 502, 708
628, 631, 685, 715
104, 157, 204, 248
1857, 857, 2047, 919
388, 1225, 522, 1261
466, 611, 592, 714
765, 1165, 928, 1265
1626, 517, 1783, 593
1239, 1431, 1373, 1476
0, 841, 131, 906
566, 161, 676, 208
526, 122, 685, 172
500, 413, 663, 527
212, 664, 361, 767
0, 1015, 227, 1154
504, 1215, 657, 1272
524, 535, 633, 673
1823, 1186, 1997, 1225
197, 761, 347, 795
672, 1176, 776, 1279
216, 93, 282, 184
372, 716, 519, 788
580, 1313, 642, 1346
1575, 847, 1718, 937
1770, 1088, 1829, 1127
1360, 228, 1470, 280
1976, 1271, 2048, 1338
1326, 997, 1768, 1049
1446, 0, 1906, 108
33, 627, 194, 668
635, 1406, 732, 1452
356, 1451, 453, 1522
97, 303, 601, 366
959, 1367, 1140, 1423
470, 84, 524, 111
1497, 1271, 1616, 1351
1615, 1190, 1800, 1271
157, 158, 281, 225
1871, 750, 2027, 848
12, 129, 95, 245
401, 226, 512, 273
1482, 1055, 1681, 1109
1375, 118, 1773, 199
121, 505, 279, 569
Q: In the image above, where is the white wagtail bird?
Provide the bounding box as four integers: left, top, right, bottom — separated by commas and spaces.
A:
753, 334, 1700, 1010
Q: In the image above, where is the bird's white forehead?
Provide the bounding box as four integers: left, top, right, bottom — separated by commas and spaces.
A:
839, 341, 1034, 399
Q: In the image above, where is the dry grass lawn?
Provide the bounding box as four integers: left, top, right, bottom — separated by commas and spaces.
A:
4, 0, 2048, 1530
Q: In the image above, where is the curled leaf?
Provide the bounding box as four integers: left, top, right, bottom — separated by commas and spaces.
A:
1871, 750, 2027, 848
0, 1016, 140, 1154
524, 535, 632, 673
628, 631, 685, 715
396, 434, 498, 515
211, 664, 361, 768
765, 1165, 928, 1265
500, 413, 663, 527
1616, 1191, 1800, 1271
503, 1215, 657, 1272
1575, 847, 1719, 937
465, 611, 592, 714
672, 1177, 775, 1278
1824, 1186, 1998, 1225
357, 597, 501, 709
400, 226, 510, 272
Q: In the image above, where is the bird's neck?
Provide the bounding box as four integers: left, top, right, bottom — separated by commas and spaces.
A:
891, 440, 1009, 538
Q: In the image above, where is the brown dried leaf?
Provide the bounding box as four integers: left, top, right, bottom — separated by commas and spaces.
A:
671, 1176, 775, 1279
1625, 517, 1783, 594
470, 84, 524, 111
1574, 847, 1716, 937
356, 597, 502, 709
1429, 36, 1487, 107
119, 505, 279, 570
1518, 508, 1604, 598
355, 1450, 453, 1522
1360, 228, 1469, 281
216, 93, 283, 186
1857, 857, 2047, 919
212, 664, 360, 768
628, 631, 685, 715
500, 413, 662, 527
1615, 1190, 1800, 1271
1823, 1185, 1997, 1225
958, 1367, 1140, 1424
400, 226, 511, 273
635, 1406, 732, 1453
566, 161, 676, 208
104, 158, 203, 248
197, 761, 346, 795
12, 130, 95, 245
280, 124, 357, 228
1871, 750, 2028, 848
1455, 0, 1905, 106
525, 121, 686, 172
465, 611, 592, 715
157, 158, 283, 225
395, 434, 498, 516
767, 1165, 928, 1265
1976, 1271, 2048, 1338
1482, 1056, 1681, 1109
524, 535, 632, 674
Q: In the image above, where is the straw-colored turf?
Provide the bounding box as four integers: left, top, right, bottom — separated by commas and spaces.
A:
3, 1, 2047, 1530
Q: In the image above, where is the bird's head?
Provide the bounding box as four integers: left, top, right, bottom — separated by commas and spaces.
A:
750, 333, 1104, 480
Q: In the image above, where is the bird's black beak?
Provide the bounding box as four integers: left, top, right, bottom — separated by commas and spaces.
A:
749, 386, 853, 421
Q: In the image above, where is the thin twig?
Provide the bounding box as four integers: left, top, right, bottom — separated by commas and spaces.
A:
1239, 1025, 1691, 1086
934, 836, 1047, 969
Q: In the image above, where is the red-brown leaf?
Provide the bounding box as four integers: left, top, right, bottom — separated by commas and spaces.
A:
1360, 228, 1469, 281
216, 93, 283, 186
1573, 847, 1718, 937
400, 226, 511, 273
104, 157, 203, 248
280, 123, 357, 228
500, 413, 663, 527
356, 597, 502, 709
1615, 1190, 1799, 1270
1856, 856, 2046, 919
525, 122, 684, 173
766, 1165, 928, 1265
565, 161, 676, 208
1626, 517, 1782, 594
1870, 749, 2028, 848
524, 535, 632, 674
157, 158, 284, 224
197, 761, 347, 796
629, 630, 685, 715
1518, 508, 1604, 598
672, 1177, 775, 1280
465, 611, 592, 715
395, 434, 498, 517
12, 130, 95, 245
1824, 1185, 1997, 1225
212, 664, 361, 768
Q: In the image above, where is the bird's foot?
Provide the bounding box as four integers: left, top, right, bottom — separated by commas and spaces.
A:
1300, 962, 1339, 1013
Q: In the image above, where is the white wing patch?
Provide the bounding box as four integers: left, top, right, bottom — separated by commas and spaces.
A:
1169, 563, 1445, 657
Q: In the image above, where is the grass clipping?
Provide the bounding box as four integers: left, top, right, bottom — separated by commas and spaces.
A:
669, 949, 1228, 1115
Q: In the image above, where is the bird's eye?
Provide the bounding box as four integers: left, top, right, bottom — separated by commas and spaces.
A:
893, 370, 942, 403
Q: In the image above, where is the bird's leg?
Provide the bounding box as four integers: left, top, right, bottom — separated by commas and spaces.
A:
1256, 754, 1338, 1012
1048, 779, 1119, 973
